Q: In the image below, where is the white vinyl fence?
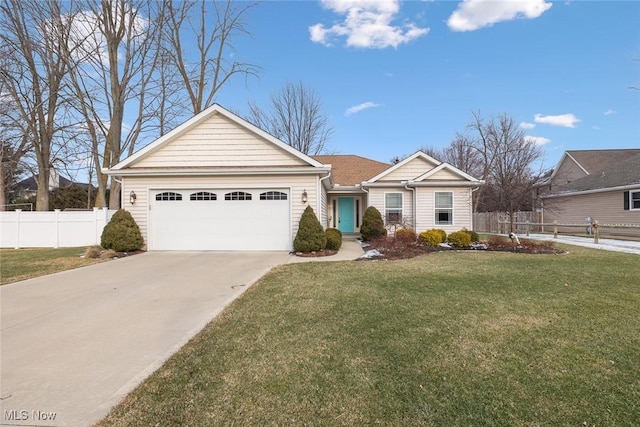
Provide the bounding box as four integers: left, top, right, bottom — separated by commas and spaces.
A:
0, 208, 116, 249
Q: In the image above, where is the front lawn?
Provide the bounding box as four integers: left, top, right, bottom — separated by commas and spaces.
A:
0, 247, 104, 285
97, 247, 640, 426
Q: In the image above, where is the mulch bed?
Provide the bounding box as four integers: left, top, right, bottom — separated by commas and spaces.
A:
361, 237, 566, 261
293, 249, 338, 257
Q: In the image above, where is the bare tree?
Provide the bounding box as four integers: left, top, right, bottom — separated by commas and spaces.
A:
162, 0, 259, 115
0, 0, 78, 210
465, 112, 543, 229
62, 0, 164, 209
248, 81, 333, 155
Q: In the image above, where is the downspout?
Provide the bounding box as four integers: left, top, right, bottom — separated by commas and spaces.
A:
404, 181, 416, 230
113, 177, 123, 209
318, 171, 332, 228
470, 186, 480, 230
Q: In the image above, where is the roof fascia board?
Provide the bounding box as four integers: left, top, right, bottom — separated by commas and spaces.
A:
103, 166, 331, 176
542, 183, 640, 198
367, 151, 441, 183
110, 104, 325, 170
414, 162, 480, 182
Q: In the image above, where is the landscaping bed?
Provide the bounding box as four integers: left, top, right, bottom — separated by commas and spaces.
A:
361, 234, 566, 261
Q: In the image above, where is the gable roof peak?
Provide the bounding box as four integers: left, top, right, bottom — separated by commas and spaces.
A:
367, 150, 441, 183
110, 103, 325, 170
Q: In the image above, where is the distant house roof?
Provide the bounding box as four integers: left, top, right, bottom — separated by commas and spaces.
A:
556, 152, 640, 193
313, 155, 390, 186
14, 175, 92, 192
567, 149, 640, 175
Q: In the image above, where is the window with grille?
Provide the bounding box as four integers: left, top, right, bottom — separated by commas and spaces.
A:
260, 191, 287, 200
190, 191, 216, 201
225, 191, 252, 201
155, 192, 182, 201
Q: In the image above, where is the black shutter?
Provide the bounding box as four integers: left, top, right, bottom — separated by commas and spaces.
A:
623, 191, 630, 210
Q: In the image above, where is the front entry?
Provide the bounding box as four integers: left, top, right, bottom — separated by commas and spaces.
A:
337, 197, 355, 233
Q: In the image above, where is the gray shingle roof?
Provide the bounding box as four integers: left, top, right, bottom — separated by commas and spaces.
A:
558, 152, 640, 193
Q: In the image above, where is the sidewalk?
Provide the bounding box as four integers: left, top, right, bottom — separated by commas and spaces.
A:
523, 233, 640, 255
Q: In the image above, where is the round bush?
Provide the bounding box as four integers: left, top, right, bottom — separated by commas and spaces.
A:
294, 206, 327, 252
462, 228, 480, 242
447, 230, 472, 248
325, 228, 342, 250
361, 206, 387, 241
395, 228, 416, 243
433, 228, 447, 243
101, 209, 144, 252
419, 230, 442, 247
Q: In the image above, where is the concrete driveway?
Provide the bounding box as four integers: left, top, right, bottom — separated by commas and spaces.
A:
0, 251, 290, 427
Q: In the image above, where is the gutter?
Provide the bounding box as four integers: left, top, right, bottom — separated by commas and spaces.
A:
543, 183, 640, 198
102, 166, 332, 177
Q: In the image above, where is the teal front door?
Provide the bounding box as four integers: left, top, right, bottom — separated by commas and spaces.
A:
337, 197, 355, 233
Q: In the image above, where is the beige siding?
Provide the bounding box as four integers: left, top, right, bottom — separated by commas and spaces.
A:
544, 190, 640, 237
415, 187, 473, 233
122, 174, 319, 248
550, 158, 588, 188
134, 114, 307, 168
380, 157, 438, 181
429, 168, 463, 180
368, 188, 415, 229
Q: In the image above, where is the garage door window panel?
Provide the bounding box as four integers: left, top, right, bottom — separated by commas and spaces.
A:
225, 191, 252, 201
190, 191, 217, 201
260, 191, 288, 200
156, 192, 182, 201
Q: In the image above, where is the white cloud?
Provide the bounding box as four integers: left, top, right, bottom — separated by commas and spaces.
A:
447, 0, 552, 32
534, 113, 580, 128
309, 0, 429, 49
603, 109, 616, 115
526, 136, 551, 146
345, 102, 381, 116
519, 121, 536, 129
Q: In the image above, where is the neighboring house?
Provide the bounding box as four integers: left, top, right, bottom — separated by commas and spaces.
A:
12, 169, 93, 200
106, 104, 483, 251
537, 149, 640, 237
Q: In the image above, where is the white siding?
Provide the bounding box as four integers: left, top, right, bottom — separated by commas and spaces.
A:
134, 114, 307, 168
380, 157, 438, 181
415, 187, 473, 233
122, 174, 319, 249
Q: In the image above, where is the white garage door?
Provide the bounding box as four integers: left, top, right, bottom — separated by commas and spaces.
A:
149, 189, 290, 250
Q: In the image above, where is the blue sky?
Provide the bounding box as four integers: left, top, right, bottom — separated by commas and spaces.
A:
210, 0, 640, 171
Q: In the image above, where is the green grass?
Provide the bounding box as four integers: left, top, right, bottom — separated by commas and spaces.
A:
0, 247, 103, 285
97, 247, 640, 426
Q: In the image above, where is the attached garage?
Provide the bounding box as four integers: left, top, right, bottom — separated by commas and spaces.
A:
149, 188, 290, 251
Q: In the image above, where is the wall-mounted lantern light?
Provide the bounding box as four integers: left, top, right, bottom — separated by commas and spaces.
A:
129, 190, 137, 205
302, 189, 308, 203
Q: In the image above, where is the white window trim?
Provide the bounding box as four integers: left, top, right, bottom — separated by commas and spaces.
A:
631, 190, 640, 210
435, 191, 454, 226
384, 192, 403, 225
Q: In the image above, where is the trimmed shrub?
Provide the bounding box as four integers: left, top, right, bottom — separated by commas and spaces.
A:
447, 230, 472, 248
361, 206, 387, 241
100, 209, 144, 252
395, 228, 416, 243
418, 230, 443, 247
325, 228, 342, 251
433, 228, 447, 243
462, 228, 480, 243
294, 206, 327, 252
